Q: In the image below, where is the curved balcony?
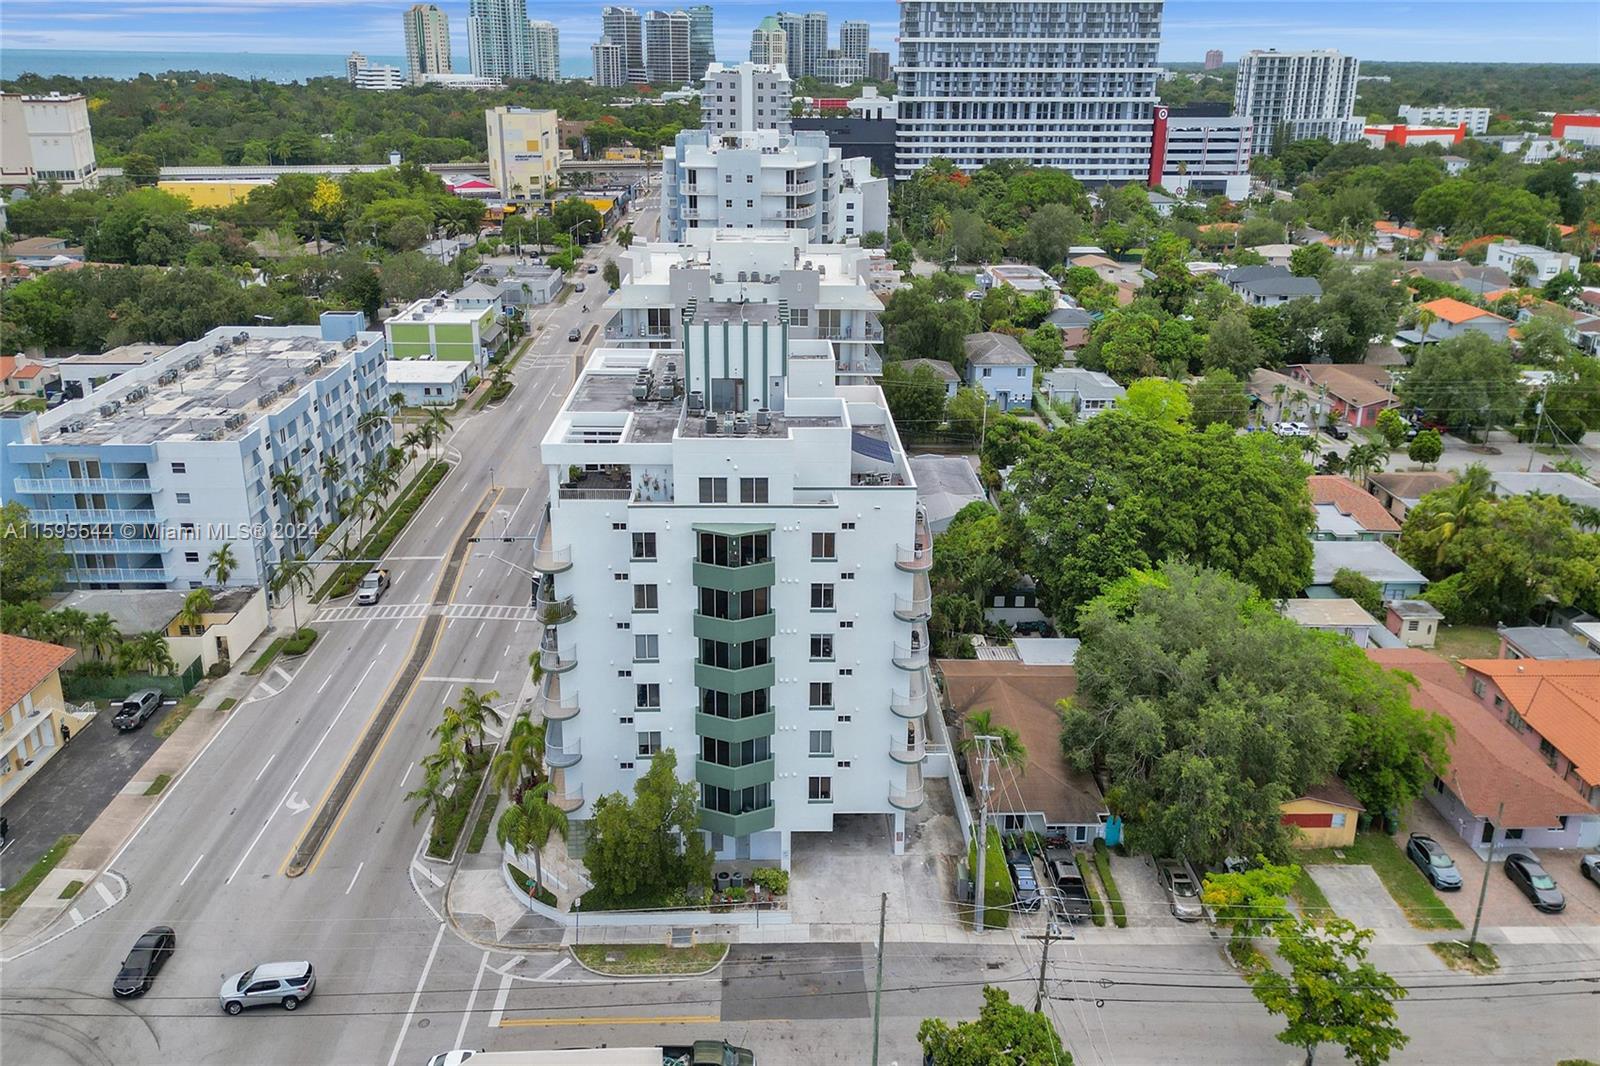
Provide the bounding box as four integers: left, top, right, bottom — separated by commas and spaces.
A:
777, 204, 817, 221
539, 640, 578, 673
532, 507, 571, 574
535, 593, 577, 626
891, 683, 930, 719
895, 543, 932, 572
893, 642, 929, 671
890, 728, 927, 764
889, 768, 925, 811
894, 594, 932, 622
536, 675, 580, 722
784, 180, 817, 194
546, 739, 582, 768
550, 782, 584, 813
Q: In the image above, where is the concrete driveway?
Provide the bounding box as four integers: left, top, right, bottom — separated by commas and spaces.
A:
1307, 864, 1411, 928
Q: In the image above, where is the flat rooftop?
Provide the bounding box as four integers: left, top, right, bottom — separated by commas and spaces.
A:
37, 329, 371, 447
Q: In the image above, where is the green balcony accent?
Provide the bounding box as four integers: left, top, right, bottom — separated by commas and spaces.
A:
693, 522, 776, 536
695, 756, 776, 792
695, 710, 776, 744
699, 805, 776, 837
695, 660, 776, 694
692, 559, 775, 593
693, 611, 777, 643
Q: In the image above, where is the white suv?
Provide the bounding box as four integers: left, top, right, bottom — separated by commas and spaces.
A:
1271, 420, 1312, 437
219, 961, 315, 1014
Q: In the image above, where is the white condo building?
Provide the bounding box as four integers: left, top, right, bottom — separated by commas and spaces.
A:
839, 20, 869, 63
592, 38, 627, 88
0, 92, 98, 189
469, 0, 533, 81
602, 230, 886, 380
528, 20, 561, 81
644, 9, 693, 86
1159, 109, 1253, 200
404, 3, 453, 81
353, 63, 408, 92
1233, 49, 1363, 155
749, 16, 789, 70
531, 336, 932, 867
602, 6, 647, 84
1398, 105, 1491, 135
702, 62, 793, 135
0, 317, 391, 591
894, 0, 1165, 182
662, 127, 888, 244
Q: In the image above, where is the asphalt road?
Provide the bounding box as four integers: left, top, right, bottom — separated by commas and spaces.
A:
0, 199, 654, 1066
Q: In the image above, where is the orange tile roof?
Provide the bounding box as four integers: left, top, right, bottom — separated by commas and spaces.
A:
1460, 659, 1600, 782
0, 356, 15, 379
0, 633, 75, 711
1307, 475, 1403, 533
1375, 221, 1424, 239
1420, 297, 1506, 325
10, 364, 46, 379
1367, 650, 1590, 826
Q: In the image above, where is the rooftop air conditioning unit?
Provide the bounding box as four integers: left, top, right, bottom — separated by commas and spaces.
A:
157, 370, 180, 386
755, 408, 771, 429
64, 419, 86, 434
687, 390, 704, 415
98, 401, 121, 417
125, 386, 148, 403
225, 412, 248, 430
234, 332, 250, 344
732, 415, 750, 435
704, 414, 718, 434
214, 343, 228, 355
185, 357, 204, 372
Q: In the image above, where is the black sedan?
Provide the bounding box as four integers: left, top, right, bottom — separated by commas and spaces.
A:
1406, 833, 1463, 890
113, 926, 176, 997
1504, 852, 1565, 913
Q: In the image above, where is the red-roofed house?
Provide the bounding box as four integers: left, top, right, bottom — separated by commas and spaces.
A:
1396, 298, 1513, 345
1363, 123, 1466, 149
0, 634, 82, 802
1285, 364, 1399, 428
1368, 650, 1600, 851
1307, 475, 1402, 540
1552, 113, 1600, 147
1460, 658, 1600, 813
1, 354, 59, 396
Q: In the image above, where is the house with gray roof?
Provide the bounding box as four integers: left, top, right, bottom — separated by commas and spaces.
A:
899, 358, 961, 398
1308, 541, 1428, 603
1044, 304, 1096, 349
962, 333, 1034, 411
1041, 367, 1124, 418
1490, 471, 1600, 514
1223, 265, 1323, 307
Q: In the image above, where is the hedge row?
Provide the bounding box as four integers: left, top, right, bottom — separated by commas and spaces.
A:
1094, 838, 1127, 928
965, 825, 1013, 929
282, 627, 318, 656
320, 460, 450, 601
1075, 850, 1107, 927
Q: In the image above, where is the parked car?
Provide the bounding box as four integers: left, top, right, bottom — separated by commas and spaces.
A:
574, 282, 586, 293
219, 961, 316, 1014
1503, 852, 1565, 913
1326, 421, 1351, 440
1406, 834, 1463, 891
1009, 861, 1043, 911
965, 290, 984, 301
1158, 859, 1205, 922
1047, 859, 1094, 921
1272, 420, 1311, 437
568, 327, 582, 342
113, 689, 163, 732
586, 264, 598, 274
1579, 853, 1600, 887
113, 926, 176, 998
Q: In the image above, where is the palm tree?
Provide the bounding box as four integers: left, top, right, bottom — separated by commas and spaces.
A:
930, 206, 952, 239
1411, 304, 1438, 351
455, 686, 500, 756
492, 716, 547, 800
177, 588, 214, 635
207, 544, 238, 586
426, 405, 451, 443
321, 454, 346, 512
147, 639, 179, 677
495, 782, 569, 895
270, 557, 314, 632
1343, 442, 1388, 484
405, 761, 448, 827
82, 612, 121, 660
53, 607, 88, 649
1401, 463, 1493, 569
957, 709, 1026, 771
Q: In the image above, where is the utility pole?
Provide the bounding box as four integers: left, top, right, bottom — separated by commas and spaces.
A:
1526, 380, 1550, 472
1468, 801, 1504, 953
870, 891, 887, 1066
1033, 914, 1055, 1012
973, 734, 997, 934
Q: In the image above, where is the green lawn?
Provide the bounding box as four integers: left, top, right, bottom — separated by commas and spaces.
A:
572, 943, 727, 976
1291, 866, 1336, 923
1430, 940, 1498, 974
1300, 831, 1463, 930
144, 773, 172, 796
1431, 624, 1502, 666
0, 834, 80, 923
246, 638, 287, 676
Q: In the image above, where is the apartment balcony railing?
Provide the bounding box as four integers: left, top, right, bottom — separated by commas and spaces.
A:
14, 478, 156, 494
559, 486, 632, 501
816, 326, 854, 340
64, 539, 166, 555
893, 642, 930, 671
889, 767, 926, 811
893, 594, 932, 623
535, 674, 580, 721
777, 205, 817, 221
549, 777, 584, 813
889, 728, 927, 765
32, 509, 159, 525
895, 543, 932, 572
784, 180, 818, 194
545, 739, 582, 768
70, 567, 169, 583
535, 591, 577, 626
891, 680, 930, 719
539, 640, 578, 673
531, 505, 571, 573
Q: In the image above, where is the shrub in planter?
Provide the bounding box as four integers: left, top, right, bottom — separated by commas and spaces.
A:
282, 627, 319, 656
751, 867, 789, 895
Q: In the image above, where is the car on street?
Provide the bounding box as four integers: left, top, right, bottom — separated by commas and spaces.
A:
965, 290, 984, 301
112, 926, 176, 998
113, 689, 163, 732
1009, 861, 1043, 911
1406, 833, 1463, 890
219, 960, 316, 1014
574, 282, 586, 293
355, 568, 390, 606
1580, 853, 1600, 887
586, 264, 598, 274
1325, 421, 1351, 440
568, 327, 582, 342
1503, 852, 1565, 913
1158, 858, 1205, 921
1272, 420, 1312, 437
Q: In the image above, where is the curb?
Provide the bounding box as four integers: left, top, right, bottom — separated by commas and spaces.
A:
566, 942, 729, 981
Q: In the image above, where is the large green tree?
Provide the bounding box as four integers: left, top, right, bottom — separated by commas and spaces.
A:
1189, 370, 1250, 430
1398, 333, 1525, 435
0, 502, 70, 604
918, 986, 1070, 1066
881, 278, 980, 366
880, 361, 950, 438
581, 749, 711, 909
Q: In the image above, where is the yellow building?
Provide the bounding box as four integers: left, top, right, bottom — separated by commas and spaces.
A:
485, 106, 560, 202
158, 178, 271, 208
0, 633, 83, 803
603, 144, 642, 161
1280, 779, 1365, 848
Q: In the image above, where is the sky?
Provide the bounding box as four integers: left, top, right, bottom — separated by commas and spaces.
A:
2, 0, 1597, 67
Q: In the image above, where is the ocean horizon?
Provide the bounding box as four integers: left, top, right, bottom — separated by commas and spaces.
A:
1, 48, 593, 84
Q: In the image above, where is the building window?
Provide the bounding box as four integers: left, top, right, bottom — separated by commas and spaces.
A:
635, 683, 660, 710
739, 477, 768, 503
808, 776, 832, 802
811, 532, 835, 560
1506, 707, 1530, 733
810, 583, 834, 610
810, 634, 834, 661
631, 532, 656, 560
171, 462, 187, 474
1471, 677, 1486, 697
1504, 828, 1524, 841
1539, 737, 1558, 766
809, 730, 833, 756
634, 634, 659, 662
809, 682, 833, 709
1330, 812, 1347, 828
175, 492, 191, 504
184, 551, 200, 563
698, 477, 728, 503
633, 584, 659, 612
637, 731, 662, 757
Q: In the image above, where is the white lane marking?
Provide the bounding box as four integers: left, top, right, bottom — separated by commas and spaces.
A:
93, 881, 116, 908
504, 644, 511, 660
434, 512, 448, 528
385, 923, 446, 1066
474, 621, 486, 639
412, 861, 445, 888
534, 957, 571, 981
69, 908, 84, 926
421, 675, 498, 684
254, 753, 276, 782
179, 853, 205, 886
224, 659, 378, 884
346, 862, 365, 895
488, 973, 513, 1029
455, 952, 490, 1049
317, 672, 334, 694
378, 642, 388, 657
400, 762, 414, 790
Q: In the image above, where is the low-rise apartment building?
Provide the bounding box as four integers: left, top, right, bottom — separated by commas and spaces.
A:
385, 291, 504, 368
531, 341, 932, 867
601, 231, 886, 381
0, 316, 391, 590
1462, 658, 1600, 810
0, 634, 82, 803
1485, 241, 1578, 283
1398, 105, 1490, 135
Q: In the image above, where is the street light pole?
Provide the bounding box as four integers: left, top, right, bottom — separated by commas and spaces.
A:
1468, 800, 1504, 953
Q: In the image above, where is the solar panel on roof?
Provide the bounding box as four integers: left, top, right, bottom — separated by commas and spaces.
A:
850, 431, 893, 463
